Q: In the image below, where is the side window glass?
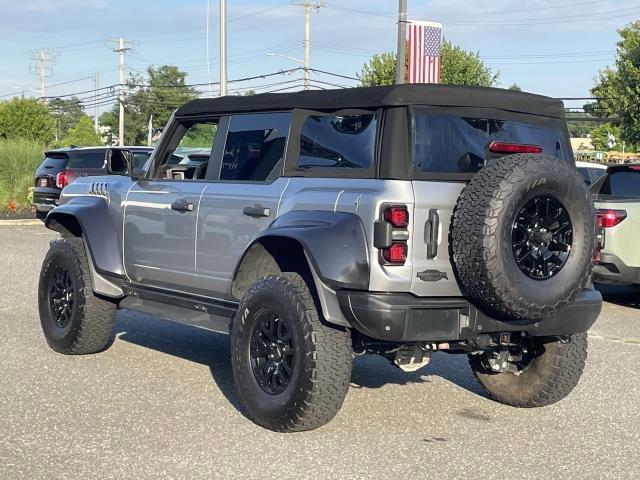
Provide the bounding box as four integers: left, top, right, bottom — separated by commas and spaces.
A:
160, 120, 218, 181
221, 112, 291, 181
298, 114, 376, 169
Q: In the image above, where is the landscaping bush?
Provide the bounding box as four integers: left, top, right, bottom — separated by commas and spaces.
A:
0, 139, 44, 212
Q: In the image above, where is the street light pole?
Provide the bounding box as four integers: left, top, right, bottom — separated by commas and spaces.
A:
395, 0, 408, 84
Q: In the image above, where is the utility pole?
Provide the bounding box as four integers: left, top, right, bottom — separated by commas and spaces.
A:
94, 72, 100, 133
108, 37, 133, 146
292, 1, 323, 90
219, 0, 228, 96
29, 49, 56, 100
395, 0, 408, 84
206, 0, 213, 96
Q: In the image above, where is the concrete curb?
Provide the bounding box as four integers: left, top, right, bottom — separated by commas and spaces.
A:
0, 219, 43, 226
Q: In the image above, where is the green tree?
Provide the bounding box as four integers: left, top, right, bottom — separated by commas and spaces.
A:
358, 52, 398, 87
101, 65, 199, 145
566, 112, 597, 137
590, 21, 640, 145
357, 41, 498, 87
440, 41, 498, 87
508, 83, 522, 91
48, 97, 86, 140
59, 116, 102, 147
589, 123, 624, 151
0, 98, 55, 144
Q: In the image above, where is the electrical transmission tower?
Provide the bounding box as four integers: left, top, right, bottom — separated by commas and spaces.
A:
291, 1, 323, 90
108, 37, 134, 146
29, 49, 57, 99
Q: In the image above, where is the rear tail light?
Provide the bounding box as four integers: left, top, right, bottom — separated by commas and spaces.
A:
55, 170, 76, 189
384, 206, 409, 228
596, 209, 627, 228
379, 205, 409, 265
382, 243, 407, 264
489, 141, 543, 155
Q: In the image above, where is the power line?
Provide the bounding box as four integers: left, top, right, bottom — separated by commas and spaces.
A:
308, 68, 358, 81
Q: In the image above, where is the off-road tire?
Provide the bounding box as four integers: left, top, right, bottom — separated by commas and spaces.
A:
451, 154, 595, 320
469, 333, 588, 407
231, 273, 352, 432
38, 237, 116, 354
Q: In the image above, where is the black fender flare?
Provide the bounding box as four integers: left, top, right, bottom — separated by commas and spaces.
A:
45, 196, 125, 278
241, 210, 370, 290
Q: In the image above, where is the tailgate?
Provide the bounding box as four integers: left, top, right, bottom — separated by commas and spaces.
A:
410, 181, 464, 297
596, 198, 640, 268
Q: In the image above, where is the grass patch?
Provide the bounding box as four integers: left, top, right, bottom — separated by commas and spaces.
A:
0, 139, 44, 212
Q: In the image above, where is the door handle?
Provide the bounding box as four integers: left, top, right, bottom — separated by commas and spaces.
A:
243, 205, 271, 217
170, 198, 194, 212
425, 209, 439, 258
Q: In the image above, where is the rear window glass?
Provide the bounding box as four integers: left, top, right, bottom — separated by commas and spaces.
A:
40, 155, 68, 170
67, 151, 105, 169
298, 114, 376, 169
600, 170, 640, 197
413, 115, 569, 174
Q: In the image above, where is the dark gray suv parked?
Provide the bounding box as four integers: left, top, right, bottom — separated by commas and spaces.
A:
38, 84, 601, 432
33, 146, 152, 218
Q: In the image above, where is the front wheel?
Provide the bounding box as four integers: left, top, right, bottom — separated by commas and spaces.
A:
38, 238, 116, 354
469, 333, 588, 407
231, 273, 352, 432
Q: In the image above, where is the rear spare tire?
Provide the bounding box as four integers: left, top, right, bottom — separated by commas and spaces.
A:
451, 154, 594, 320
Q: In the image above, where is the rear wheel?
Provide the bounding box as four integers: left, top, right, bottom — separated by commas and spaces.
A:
231, 273, 352, 432
469, 333, 588, 407
38, 238, 116, 354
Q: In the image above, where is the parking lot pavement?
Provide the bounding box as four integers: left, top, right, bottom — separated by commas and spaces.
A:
1, 226, 639, 480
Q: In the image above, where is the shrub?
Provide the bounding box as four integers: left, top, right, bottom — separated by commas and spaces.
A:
0, 139, 45, 211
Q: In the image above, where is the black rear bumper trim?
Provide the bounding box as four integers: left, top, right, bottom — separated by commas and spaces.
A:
594, 253, 640, 285
338, 289, 602, 342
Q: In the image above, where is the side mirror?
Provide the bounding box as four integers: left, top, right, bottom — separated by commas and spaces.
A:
107, 149, 132, 176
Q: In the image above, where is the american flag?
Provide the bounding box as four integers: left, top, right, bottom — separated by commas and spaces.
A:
407, 21, 442, 84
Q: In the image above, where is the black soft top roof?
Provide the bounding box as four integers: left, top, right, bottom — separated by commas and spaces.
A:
176, 84, 565, 119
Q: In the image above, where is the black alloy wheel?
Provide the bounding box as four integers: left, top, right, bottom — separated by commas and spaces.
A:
49, 266, 75, 329
512, 195, 573, 280
249, 311, 296, 395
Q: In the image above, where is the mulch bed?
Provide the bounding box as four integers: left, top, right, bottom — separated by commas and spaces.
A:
0, 208, 37, 220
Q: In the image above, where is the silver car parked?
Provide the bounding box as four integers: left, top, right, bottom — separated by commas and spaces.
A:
38, 84, 600, 432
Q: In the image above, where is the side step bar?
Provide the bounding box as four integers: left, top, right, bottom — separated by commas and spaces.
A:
119, 284, 238, 335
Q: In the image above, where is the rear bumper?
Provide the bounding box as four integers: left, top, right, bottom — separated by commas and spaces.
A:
32, 188, 61, 212
337, 288, 602, 342
594, 253, 640, 285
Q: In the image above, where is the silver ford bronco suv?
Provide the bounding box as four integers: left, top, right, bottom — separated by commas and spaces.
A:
38, 84, 601, 432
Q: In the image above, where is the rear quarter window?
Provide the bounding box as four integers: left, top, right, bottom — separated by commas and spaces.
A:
67, 151, 106, 169
298, 113, 376, 169
413, 115, 569, 174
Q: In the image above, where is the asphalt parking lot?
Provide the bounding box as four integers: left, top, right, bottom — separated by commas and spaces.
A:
1, 225, 639, 480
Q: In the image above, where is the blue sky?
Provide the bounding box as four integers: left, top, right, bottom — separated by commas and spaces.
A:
0, 0, 637, 114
